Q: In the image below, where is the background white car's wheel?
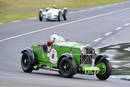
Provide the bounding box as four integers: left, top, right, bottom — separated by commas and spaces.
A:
39, 10, 43, 21
58, 12, 62, 21
46, 18, 50, 21
63, 9, 67, 21
63, 14, 67, 21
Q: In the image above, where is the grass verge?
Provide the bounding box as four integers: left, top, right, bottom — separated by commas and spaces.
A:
0, 11, 37, 22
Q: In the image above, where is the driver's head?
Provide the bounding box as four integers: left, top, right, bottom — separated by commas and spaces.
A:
50, 34, 65, 42
52, 4, 56, 8
50, 34, 58, 42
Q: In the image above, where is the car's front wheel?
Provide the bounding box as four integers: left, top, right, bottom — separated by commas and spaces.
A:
62, 9, 67, 21
59, 57, 75, 78
21, 52, 34, 73
96, 58, 112, 80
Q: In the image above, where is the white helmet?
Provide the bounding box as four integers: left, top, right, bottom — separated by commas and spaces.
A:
50, 34, 65, 42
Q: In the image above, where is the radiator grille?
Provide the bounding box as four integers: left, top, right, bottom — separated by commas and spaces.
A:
80, 46, 96, 65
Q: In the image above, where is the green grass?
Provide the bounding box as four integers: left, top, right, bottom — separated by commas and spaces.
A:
0, 0, 126, 23
0, 11, 37, 22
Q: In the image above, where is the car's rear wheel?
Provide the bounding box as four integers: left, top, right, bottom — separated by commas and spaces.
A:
62, 14, 67, 21
39, 10, 43, 21
21, 52, 34, 73
63, 9, 67, 21
95, 58, 112, 80
59, 57, 75, 78
46, 18, 50, 21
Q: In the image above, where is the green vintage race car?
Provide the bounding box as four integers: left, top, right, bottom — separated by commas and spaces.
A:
21, 36, 112, 80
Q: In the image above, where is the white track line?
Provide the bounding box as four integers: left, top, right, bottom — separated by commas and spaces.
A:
112, 4, 116, 6
125, 23, 130, 26
0, 23, 3, 24
105, 5, 111, 7
104, 6, 108, 8
119, 3, 123, 4
69, 11, 75, 14
12, 20, 21, 23
112, 3, 118, 6
89, 8, 95, 10
1, 7, 130, 42
94, 38, 102, 42
121, 2, 126, 4
78, 10, 86, 12
98, 6, 103, 9
114, 3, 118, 5
28, 17, 36, 20
115, 27, 122, 30
105, 32, 112, 36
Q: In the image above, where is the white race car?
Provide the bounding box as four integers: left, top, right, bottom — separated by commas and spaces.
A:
39, 8, 68, 22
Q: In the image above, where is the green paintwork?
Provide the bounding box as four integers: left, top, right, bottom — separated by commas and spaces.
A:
31, 45, 51, 67
53, 42, 84, 49
82, 66, 100, 75
31, 42, 84, 68
30, 41, 106, 75
98, 62, 107, 75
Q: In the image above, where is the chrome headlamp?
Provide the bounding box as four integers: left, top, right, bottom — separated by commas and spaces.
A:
94, 47, 100, 54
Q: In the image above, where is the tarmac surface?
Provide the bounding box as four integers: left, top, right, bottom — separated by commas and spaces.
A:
0, 1, 130, 87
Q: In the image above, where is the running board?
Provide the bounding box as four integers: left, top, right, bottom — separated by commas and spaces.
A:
42, 66, 59, 71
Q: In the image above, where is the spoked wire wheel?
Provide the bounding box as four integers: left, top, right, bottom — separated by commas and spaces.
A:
96, 58, 112, 80
59, 57, 75, 78
21, 52, 34, 73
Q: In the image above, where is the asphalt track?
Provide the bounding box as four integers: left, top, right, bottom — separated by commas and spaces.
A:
0, 1, 130, 87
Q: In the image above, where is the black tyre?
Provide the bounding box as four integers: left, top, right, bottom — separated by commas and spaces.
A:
39, 10, 43, 21
58, 12, 62, 21
63, 9, 67, 21
21, 52, 34, 73
46, 18, 50, 21
95, 58, 112, 80
59, 57, 75, 78
62, 14, 67, 21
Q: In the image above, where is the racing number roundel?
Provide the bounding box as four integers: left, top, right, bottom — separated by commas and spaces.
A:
49, 49, 58, 64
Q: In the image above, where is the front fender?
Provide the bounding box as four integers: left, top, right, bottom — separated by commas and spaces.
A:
95, 55, 109, 65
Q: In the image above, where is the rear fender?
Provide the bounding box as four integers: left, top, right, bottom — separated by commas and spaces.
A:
63, 8, 68, 14
21, 48, 36, 65
39, 9, 43, 12
57, 53, 72, 68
